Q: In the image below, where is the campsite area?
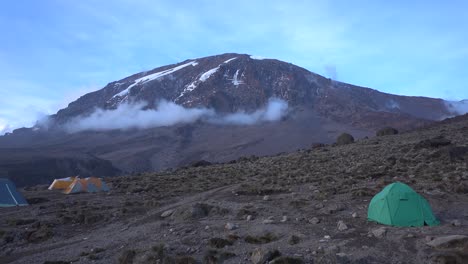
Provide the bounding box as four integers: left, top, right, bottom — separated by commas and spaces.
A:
1, 115, 468, 263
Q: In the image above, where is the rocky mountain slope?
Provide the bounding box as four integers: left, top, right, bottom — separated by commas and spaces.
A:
50, 53, 454, 126
1, 114, 467, 263
0, 53, 465, 186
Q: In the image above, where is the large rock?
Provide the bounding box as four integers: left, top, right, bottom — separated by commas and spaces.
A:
336, 133, 354, 145
426, 235, 468, 249
414, 136, 451, 149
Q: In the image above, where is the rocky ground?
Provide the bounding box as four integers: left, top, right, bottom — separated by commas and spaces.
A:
1, 115, 468, 264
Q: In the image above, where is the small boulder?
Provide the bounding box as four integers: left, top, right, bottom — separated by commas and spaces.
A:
309, 217, 320, 224
263, 216, 275, 224
337, 221, 348, 231
336, 133, 354, 145
224, 223, 238, 231
314, 203, 324, 209
451, 219, 462, 226
161, 209, 174, 218
319, 203, 345, 215
371, 227, 387, 238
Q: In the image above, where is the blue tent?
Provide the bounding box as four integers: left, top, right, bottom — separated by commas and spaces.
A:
0, 178, 28, 207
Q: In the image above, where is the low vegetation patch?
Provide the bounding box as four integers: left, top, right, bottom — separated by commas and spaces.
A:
376, 127, 398, 136
235, 184, 286, 195
118, 249, 136, 264
245, 232, 278, 244
209, 237, 233, 248
204, 249, 236, 264
270, 256, 304, 264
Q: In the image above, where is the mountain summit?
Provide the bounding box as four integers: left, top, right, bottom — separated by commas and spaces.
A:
0, 53, 465, 186
52, 53, 455, 128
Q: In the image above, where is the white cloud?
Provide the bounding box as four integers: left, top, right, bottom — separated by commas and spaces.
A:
210, 98, 288, 125
0, 118, 9, 135
445, 100, 468, 115
65, 98, 289, 133
65, 101, 214, 132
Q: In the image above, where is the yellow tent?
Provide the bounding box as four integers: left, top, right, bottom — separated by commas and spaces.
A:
48, 176, 76, 190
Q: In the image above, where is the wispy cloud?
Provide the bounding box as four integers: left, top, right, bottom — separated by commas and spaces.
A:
65, 98, 289, 133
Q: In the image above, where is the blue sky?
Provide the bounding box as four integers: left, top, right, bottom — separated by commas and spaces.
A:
1, 0, 467, 133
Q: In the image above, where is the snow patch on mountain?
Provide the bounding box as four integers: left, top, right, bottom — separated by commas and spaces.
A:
250, 55, 267, 60
113, 61, 198, 98
199, 67, 220, 82
177, 58, 238, 99
231, 70, 244, 86
176, 82, 198, 100
224, 57, 237, 64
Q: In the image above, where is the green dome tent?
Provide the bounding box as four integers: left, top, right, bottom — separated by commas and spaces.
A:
367, 182, 439, 227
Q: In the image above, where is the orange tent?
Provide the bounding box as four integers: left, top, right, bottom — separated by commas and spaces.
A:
49, 177, 110, 194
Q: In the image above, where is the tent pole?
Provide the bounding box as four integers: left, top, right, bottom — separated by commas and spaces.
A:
5, 184, 19, 206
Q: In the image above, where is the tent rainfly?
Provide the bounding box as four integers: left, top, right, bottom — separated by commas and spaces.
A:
368, 182, 439, 227
48, 177, 76, 190
0, 178, 28, 207
49, 176, 109, 194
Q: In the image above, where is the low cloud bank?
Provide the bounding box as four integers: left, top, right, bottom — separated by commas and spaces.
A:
65, 98, 288, 133
386, 99, 400, 110
445, 100, 468, 115
211, 98, 288, 125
